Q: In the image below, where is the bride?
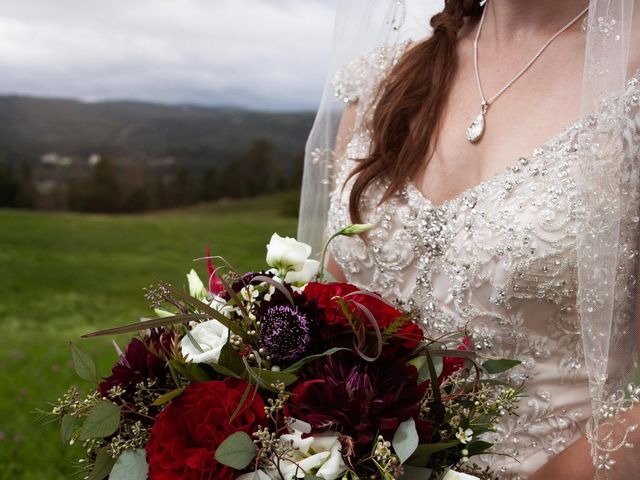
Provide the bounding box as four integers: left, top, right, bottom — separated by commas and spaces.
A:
298, 0, 640, 479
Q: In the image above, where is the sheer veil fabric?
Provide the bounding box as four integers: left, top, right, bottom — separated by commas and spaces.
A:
298, 0, 640, 478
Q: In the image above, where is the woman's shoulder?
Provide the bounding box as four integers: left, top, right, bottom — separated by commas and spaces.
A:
332, 40, 413, 105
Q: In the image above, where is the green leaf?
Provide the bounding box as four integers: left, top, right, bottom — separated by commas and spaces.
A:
247, 367, 298, 391
60, 414, 79, 444
392, 418, 419, 463
482, 358, 521, 374
304, 476, 324, 480
109, 449, 148, 480
82, 313, 211, 338
466, 440, 493, 456
406, 441, 458, 467
400, 465, 434, 479
208, 361, 242, 379
70, 342, 97, 382
214, 431, 258, 469
169, 359, 212, 382
87, 448, 116, 480
283, 347, 348, 373
219, 343, 246, 375
423, 349, 444, 423
152, 387, 185, 406
79, 401, 121, 440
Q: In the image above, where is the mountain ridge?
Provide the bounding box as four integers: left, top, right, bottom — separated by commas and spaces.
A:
0, 94, 316, 169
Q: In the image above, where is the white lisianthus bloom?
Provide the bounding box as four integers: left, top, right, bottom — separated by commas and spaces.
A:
266, 233, 313, 274
284, 259, 320, 286
265, 420, 347, 480
441, 470, 480, 480
186, 269, 207, 300
209, 294, 234, 318
180, 319, 229, 364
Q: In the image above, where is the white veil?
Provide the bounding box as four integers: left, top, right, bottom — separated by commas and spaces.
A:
297, 0, 640, 478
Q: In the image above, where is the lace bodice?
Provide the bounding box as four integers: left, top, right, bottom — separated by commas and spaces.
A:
326, 47, 640, 479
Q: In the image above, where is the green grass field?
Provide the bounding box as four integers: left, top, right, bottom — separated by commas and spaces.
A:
0, 195, 297, 479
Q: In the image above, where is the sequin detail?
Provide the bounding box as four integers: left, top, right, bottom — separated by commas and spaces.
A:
328, 46, 640, 479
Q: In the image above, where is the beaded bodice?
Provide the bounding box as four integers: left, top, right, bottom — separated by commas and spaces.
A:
326, 46, 640, 479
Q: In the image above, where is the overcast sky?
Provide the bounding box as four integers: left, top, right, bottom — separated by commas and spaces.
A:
0, 1, 338, 110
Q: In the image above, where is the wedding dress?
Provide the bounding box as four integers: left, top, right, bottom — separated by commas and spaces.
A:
325, 45, 640, 479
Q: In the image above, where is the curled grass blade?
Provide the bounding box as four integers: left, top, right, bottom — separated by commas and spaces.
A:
251, 275, 294, 306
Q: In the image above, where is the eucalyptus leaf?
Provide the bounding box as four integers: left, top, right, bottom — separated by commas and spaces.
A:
214, 431, 258, 469
482, 358, 521, 374
406, 441, 459, 467
88, 448, 116, 480
152, 387, 185, 406
392, 418, 419, 464
60, 414, 79, 444
79, 401, 121, 440
70, 342, 97, 382
109, 449, 148, 480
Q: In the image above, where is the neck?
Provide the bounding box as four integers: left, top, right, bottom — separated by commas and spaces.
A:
484, 0, 589, 41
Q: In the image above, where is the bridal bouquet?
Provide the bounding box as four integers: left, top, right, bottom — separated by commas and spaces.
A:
47, 226, 522, 480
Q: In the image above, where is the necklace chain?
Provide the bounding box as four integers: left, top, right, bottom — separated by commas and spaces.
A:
465, 2, 589, 143
473, 2, 589, 106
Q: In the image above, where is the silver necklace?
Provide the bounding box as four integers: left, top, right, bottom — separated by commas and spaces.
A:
466, 2, 589, 143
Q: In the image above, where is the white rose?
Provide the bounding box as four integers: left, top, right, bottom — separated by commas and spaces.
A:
266, 233, 313, 274
265, 420, 347, 480
284, 259, 320, 286
187, 269, 207, 300
442, 470, 480, 480
180, 319, 229, 364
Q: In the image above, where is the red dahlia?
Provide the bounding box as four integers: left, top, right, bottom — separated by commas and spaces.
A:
146, 379, 265, 480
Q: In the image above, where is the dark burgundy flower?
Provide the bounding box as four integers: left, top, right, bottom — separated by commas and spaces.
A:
146, 379, 265, 480
259, 303, 310, 364
288, 351, 428, 450
98, 329, 175, 400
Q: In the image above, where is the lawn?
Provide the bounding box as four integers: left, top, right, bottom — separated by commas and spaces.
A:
0, 195, 298, 479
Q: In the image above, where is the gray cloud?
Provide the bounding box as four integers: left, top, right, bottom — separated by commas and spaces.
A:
0, 0, 337, 110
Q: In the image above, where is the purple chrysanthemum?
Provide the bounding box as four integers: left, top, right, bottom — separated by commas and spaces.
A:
259, 304, 310, 364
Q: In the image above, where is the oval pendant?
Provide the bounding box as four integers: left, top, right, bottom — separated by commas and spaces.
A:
466, 112, 485, 143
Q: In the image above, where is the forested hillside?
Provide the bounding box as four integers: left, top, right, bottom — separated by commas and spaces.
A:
0, 95, 314, 212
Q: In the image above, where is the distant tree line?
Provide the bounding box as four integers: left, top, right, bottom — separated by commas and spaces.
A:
0, 138, 303, 214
